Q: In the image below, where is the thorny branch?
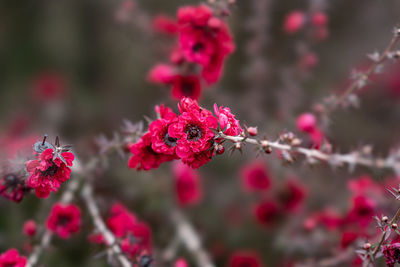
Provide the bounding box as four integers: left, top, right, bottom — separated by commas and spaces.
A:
219, 132, 400, 175
322, 27, 400, 112
81, 183, 132, 267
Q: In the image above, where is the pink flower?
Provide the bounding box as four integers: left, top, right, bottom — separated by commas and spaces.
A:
0, 249, 26, 267
383, 243, 400, 267
26, 148, 74, 198
278, 178, 307, 212
169, 98, 217, 168
340, 231, 360, 249
105, 203, 152, 258
0, 173, 30, 203
283, 10, 306, 34
345, 195, 376, 227
149, 107, 178, 155
172, 161, 202, 206
253, 200, 282, 227
148, 64, 177, 84
228, 251, 264, 267
240, 161, 271, 192
46, 203, 81, 239
177, 5, 235, 84
175, 258, 188, 267
296, 113, 317, 133
311, 12, 328, 27
23, 220, 37, 237
171, 75, 202, 100
152, 14, 178, 35
213, 104, 242, 136
128, 132, 175, 170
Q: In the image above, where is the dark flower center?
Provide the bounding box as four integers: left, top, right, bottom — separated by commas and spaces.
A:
164, 133, 177, 147
41, 163, 59, 177
181, 81, 194, 96
57, 215, 71, 226
186, 125, 202, 141
5, 263, 17, 267
192, 42, 205, 52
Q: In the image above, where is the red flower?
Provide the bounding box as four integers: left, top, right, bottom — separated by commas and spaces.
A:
240, 161, 271, 193
23, 220, 37, 237
31, 72, 67, 102
345, 195, 376, 227
0, 249, 26, 267
213, 104, 242, 136
177, 5, 234, 84
148, 64, 177, 84
128, 132, 175, 170
171, 75, 202, 100
46, 203, 81, 239
0, 173, 30, 203
283, 10, 306, 34
228, 251, 263, 267
152, 14, 178, 35
105, 203, 152, 258
26, 148, 74, 198
149, 107, 178, 155
172, 161, 202, 206
169, 98, 217, 168
253, 200, 282, 227
383, 243, 400, 267
278, 178, 307, 212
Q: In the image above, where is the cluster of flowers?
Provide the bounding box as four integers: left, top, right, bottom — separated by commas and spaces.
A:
148, 4, 235, 100
25, 137, 75, 198
128, 97, 241, 170
283, 10, 329, 41
0, 136, 75, 202
240, 161, 307, 228
301, 175, 395, 265
89, 203, 152, 261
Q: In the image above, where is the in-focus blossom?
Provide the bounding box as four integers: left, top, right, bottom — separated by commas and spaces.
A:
23, 220, 37, 237
26, 148, 74, 198
213, 104, 242, 136
91, 203, 152, 259
128, 132, 175, 170
278, 178, 307, 212
169, 98, 217, 168
240, 161, 271, 193
149, 106, 178, 155
152, 14, 178, 35
46, 203, 81, 239
228, 251, 264, 267
172, 161, 202, 206
0, 249, 26, 267
253, 200, 282, 227
283, 10, 306, 34
383, 243, 400, 267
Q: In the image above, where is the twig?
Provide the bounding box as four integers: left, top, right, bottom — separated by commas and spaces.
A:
219, 132, 400, 174
171, 209, 215, 267
81, 183, 132, 267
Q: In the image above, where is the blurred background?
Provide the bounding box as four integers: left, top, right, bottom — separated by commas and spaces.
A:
1, 0, 400, 266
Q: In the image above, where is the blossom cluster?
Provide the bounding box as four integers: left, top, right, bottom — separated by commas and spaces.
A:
148, 4, 235, 100
89, 203, 152, 260
128, 97, 241, 170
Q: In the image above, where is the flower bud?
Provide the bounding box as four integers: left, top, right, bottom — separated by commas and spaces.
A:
247, 127, 258, 136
